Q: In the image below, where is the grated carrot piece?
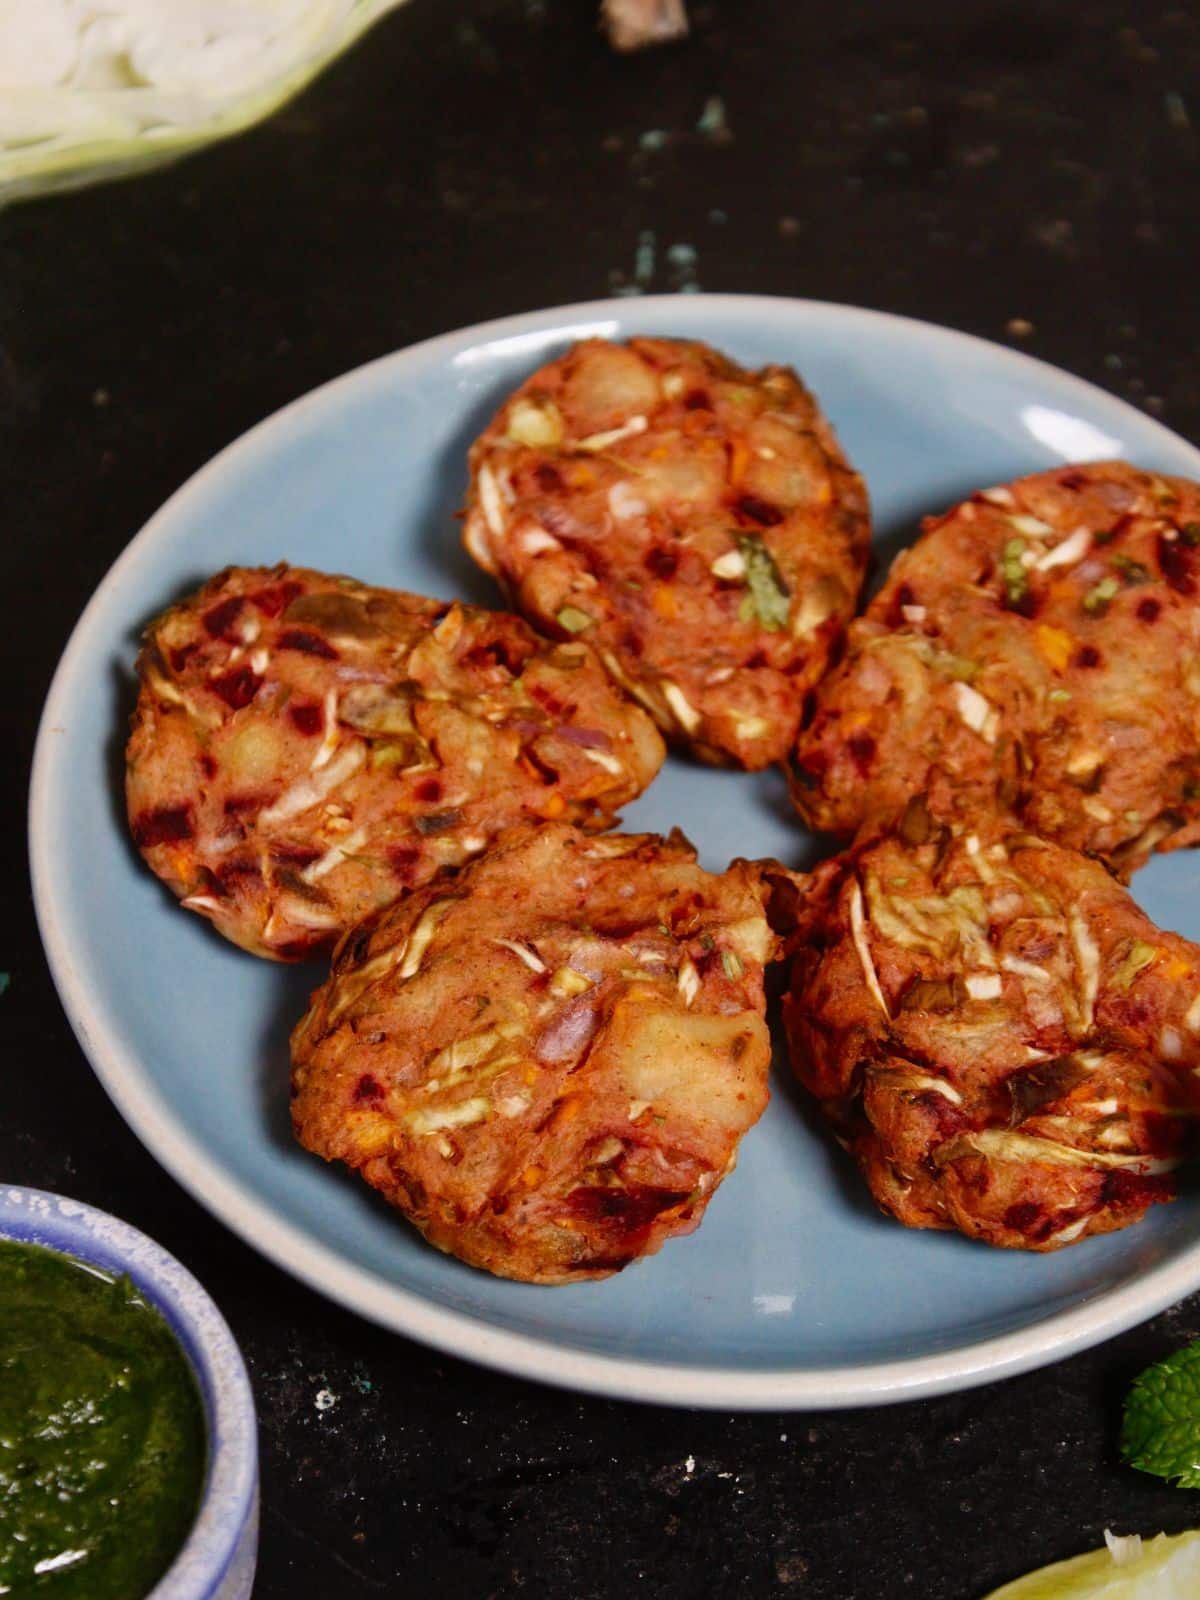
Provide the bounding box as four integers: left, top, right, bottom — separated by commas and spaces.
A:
1035, 623, 1074, 674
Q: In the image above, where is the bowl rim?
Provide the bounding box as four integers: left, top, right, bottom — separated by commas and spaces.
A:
0, 1184, 258, 1597
28, 292, 1200, 1410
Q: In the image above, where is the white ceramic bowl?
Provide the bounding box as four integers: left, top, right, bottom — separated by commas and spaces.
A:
0, 1186, 258, 1600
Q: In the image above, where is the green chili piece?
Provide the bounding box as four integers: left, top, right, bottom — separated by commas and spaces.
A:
736, 535, 791, 631
556, 605, 595, 634
1082, 576, 1121, 615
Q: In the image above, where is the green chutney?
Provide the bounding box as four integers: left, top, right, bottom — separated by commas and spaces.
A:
0, 1239, 206, 1597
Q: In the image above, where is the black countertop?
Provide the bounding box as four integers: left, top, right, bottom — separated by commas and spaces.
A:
5, 3, 1200, 1594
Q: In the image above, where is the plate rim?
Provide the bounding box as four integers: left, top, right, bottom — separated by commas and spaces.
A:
30, 291, 1200, 1410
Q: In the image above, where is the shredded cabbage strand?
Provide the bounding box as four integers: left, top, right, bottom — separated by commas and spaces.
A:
0, 0, 407, 204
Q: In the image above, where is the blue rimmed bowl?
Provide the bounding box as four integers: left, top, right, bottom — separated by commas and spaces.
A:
0, 1186, 258, 1600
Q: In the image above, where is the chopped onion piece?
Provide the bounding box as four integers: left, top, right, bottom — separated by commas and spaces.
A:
492, 938, 546, 974
848, 880, 889, 1018
1069, 910, 1100, 1032
965, 972, 1002, 1000
710, 549, 747, 580
406, 1097, 490, 1135
259, 740, 364, 826
1034, 525, 1092, 570
662, 680, 701, 734
398, 897, 455, 980
951, 681, 994, 739
576, 414, 649, 451
676, 955, 701, 1007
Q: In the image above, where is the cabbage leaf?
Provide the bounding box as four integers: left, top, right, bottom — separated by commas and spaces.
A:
0, 1, 408, 206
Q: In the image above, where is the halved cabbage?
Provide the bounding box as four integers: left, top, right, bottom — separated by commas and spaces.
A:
0, 1, 408, 206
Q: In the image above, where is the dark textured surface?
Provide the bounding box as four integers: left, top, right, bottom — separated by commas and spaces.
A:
4, 2, 1200, 1594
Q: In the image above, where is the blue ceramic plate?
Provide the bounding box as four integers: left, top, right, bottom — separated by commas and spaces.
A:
30, 297, 1200, 1409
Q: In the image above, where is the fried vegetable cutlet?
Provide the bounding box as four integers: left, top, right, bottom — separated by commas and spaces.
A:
783, 803, 1200, 1249
463, 335, 869, 769
126, 565, 665, 960
291, 823, 775, 1282
793, 461, 1200, 877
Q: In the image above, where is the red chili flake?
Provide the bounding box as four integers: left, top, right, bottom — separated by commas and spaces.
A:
462, 638, 523, 674
387, 845, 420, 878
577, 1254, 632, 1273
223, 794, 263, 816
202, 596, 245, 640
533, 462, 564, 492
271, 843, 322, 868
566, 1184, 690, 1231
529, 684, 567, 716
275, 939, 318, 961
199, 753, 218, 779
253, 580, 303, 617
289, 703, 323, 736
644, 546, 679, 579
211, 665, 262, 710
1057, 470, 1088, 491
622, 628, 644, 659
847, 732, 876, 775
1099, 513, 1135, 546
1137, 596, 1162, 623
683, 389, 712, 411
592, 916, 654, 940
414, 777, 443, 803
353, 1074, 385, 1103
1158, 533, 1196, 595
745, 648, 768, 669
585, 546, 611, 581
169, 641, 201, 673
1075, 645, 1102, 669
1003, 1201, 1042, 1233
1100, 1169, 1174, 1210
390, 844, 422, 883
214, 858, 262, 893
735, 494, 784, 527
1003, 589, 1039, 619
277, 629, 338, 659
132, 805, 194, 847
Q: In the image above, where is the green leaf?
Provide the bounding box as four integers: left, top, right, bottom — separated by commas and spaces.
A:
1122, 1341, 1200, 1488
0, 972, 8, 997
736, 536, 790, 631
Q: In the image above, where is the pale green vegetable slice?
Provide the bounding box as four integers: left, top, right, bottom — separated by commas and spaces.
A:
0, 1, 408, 207
982, 1529, 1200, 1599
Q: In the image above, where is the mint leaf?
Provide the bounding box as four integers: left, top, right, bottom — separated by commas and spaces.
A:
736, 536, 790, 631
1122, 1341, 1200, 1488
